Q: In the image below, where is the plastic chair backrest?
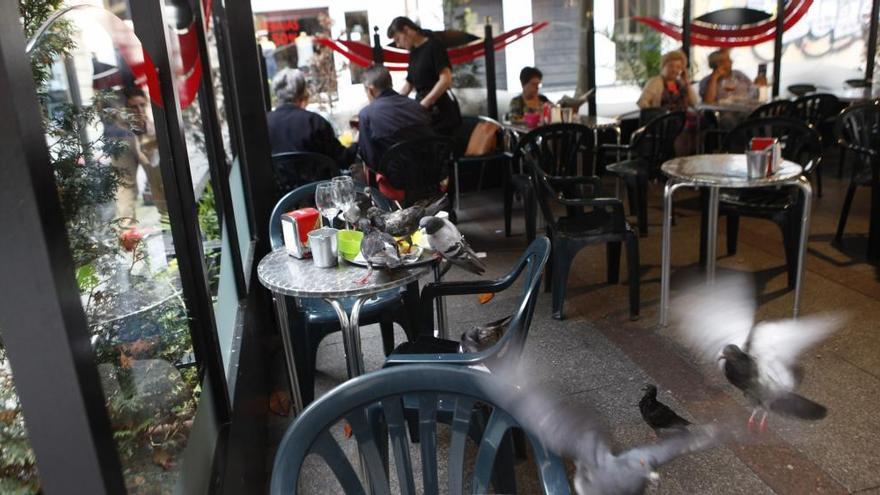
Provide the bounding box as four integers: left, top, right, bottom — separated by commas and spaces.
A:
631, 111, 687, 169
271, 151, 338, 201
722, 116, 822, 175
376, 136, 456, 204
269, 364, 571, 495
835, 102, 880, 168
793, 93, 839, 127
748, 99, 796, 120
268, 181, 325, 250
514, 123, 595, 177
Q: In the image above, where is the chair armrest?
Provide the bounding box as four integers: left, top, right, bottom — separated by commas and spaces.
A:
546, 175, 602, 188
597, 143, 632, 155
555, 195, 624, 212
383, 351, 486, 367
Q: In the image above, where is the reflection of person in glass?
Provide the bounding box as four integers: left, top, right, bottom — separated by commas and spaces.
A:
637, 50, 697, 111
699, 49, 766, 104
508, 66, 550, 120
387, 17, 462, 135
266, 68, 356, 167
124, 87, 167, 218
103, 91, 144, 224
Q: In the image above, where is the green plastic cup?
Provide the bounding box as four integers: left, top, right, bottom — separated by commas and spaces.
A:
337, 229, 363, 261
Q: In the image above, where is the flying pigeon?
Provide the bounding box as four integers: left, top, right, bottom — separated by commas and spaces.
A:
459, 315, 512, 353
355, 218, 401, 285
419, 216, 486, 275
672, 275, 844, 432
639, 384, 691, 437
492, 367, 726, 495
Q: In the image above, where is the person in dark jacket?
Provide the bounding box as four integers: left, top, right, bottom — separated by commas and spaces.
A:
266, 68, 355, 167
357, 65, 434, 168
387, 17, 461, 135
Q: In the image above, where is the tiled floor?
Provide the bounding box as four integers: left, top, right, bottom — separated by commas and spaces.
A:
268, 158, 880, 494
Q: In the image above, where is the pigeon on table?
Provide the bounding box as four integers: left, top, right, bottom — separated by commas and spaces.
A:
493, 367, 726, 495
369, 194, 448, 238
672, 275, 844, 432
419, 216, 486, 275
342, 187, 375, 225
639, 384, 691, 437
355, 218, 401, 285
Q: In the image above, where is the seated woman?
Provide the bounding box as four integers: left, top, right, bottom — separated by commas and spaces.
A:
637, 50, 697, 112
508, 66, 550, 121
266, 68, 355, 167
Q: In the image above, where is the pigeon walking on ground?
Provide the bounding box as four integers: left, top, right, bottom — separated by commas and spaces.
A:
355, 218, 401, 285
492, 367, 727, 495
639, 384, 691, 437
419, 216, 486, 275
673, 275, 844, 432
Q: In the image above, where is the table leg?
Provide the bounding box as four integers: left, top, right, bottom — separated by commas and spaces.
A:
660, 181, 688, 326
272, 293, 305, 414
433, 263, 448, 339
794, 177, 813, 318
706, 186, 720, 285
326, 297, 367, 378
614, 126, 622, 199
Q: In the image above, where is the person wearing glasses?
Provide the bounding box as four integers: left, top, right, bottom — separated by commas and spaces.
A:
700, 48, 766, 104
509, 66, 550, 120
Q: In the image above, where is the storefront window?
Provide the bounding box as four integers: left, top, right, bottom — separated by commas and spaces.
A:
26, 4, 202, 492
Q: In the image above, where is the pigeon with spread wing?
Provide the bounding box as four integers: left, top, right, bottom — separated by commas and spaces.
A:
672, 275, 844, 431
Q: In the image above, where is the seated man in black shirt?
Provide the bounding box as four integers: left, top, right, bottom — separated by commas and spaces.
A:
357, 65, 434, 167
266, 68, 355, 167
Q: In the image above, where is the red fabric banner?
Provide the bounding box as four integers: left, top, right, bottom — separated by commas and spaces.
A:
634, 0, 813, 48
316, 22, 548, 71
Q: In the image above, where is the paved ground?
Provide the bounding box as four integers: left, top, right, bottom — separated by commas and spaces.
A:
268, 155, 880, 494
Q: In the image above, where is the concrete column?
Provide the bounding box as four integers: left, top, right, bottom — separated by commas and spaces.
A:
502, 0, 534, 91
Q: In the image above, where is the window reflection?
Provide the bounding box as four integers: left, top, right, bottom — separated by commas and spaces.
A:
24, 4, 199, 492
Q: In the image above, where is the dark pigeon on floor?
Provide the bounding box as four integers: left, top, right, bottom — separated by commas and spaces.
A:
459, 315, 512, 353
639, 384, 691, 437
673, 275, 845, 431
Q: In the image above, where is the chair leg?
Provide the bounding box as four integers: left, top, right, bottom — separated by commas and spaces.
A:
551, 243, 575, 320
727, 214, 740, 256
544, 239, 554, 293
816, 162, 823, 198
607, 241, 621, 284
637, 176, 649, 236
835, 182, 857, 243
524, 184, 537, 244
503, 177, 513, 237
453, 163, 461, 213
838, 146, 846, 179
699, 189, 708, 268
380, 315, 395, 357
625, 233, 640, 320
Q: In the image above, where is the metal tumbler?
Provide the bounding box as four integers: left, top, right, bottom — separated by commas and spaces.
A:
308, 227, 338, 268
746, 149, 769, 179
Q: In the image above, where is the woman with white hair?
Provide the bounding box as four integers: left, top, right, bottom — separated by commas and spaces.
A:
637, 50, 697, 111
266, 68, 355, 167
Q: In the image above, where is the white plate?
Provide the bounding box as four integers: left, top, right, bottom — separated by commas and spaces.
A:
350, 247, 428, 268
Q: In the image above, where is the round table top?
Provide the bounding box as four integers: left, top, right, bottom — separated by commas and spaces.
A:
661, 153, 803, 188
257, 248, 430, 298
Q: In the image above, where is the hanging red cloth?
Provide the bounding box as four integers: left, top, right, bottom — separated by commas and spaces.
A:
315, 22, 548, 70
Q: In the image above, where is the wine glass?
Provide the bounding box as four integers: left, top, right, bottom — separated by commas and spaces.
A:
315, 183, 338, 227
331, 176, 356, 228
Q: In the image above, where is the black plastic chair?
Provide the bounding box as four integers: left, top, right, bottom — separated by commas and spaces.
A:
374, 136, 456, 207
788, 84, 817, 97
602, 111, 687, 236
452, 116, 508, 212
270, 151, 340, 203
269, 364, 571, 495
505, 124, 594, 243
530, 155, 639, 320
268, 181, 419, 405
385, 236, 550, 366
700, 117, 822, 288
834, 102, 880, 245
793, 93, 840, 197
747, 99, 796, 119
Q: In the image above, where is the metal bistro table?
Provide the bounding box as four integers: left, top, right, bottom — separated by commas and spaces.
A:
258, 248, 431, 413
659, 154, 812, 326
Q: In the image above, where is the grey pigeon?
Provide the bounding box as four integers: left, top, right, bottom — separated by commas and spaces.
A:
369, 194, 448, 238
673, 275, 844, 431
493, 368, 725, 495
419, 216, 486, 275
459, 315, 512, 353
639, 384, 691, 437
355, 218, 400, 284
342, 187, 376, 225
